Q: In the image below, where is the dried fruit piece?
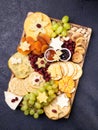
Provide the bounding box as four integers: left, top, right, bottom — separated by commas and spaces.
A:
75, 46, 85, 55
39, 33, 51, 44
72, 52, 83, 63
37, 35, 47, 45
75, 36, 86, 48
41, 44, 48, 53
31, 41, 42, 51
59, 76, 75, 94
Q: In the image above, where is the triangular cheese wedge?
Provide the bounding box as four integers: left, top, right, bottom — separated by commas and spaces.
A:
4, 91, 23, 110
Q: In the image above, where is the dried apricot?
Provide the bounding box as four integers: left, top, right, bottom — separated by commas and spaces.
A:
31, 41, 42, 52
59, 76, 75, 94
37, 35, 47, 45
21, 37, 26, 42
32, 49, 41, 55
26, 36, 35, 44
39, 33, 50, 44
41, 44, 48, 53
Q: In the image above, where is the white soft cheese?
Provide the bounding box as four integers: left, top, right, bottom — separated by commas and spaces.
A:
56, 93, 70, 108
4, 91, 23, 110
11, 57, 22, 64
50, 36, 63, 50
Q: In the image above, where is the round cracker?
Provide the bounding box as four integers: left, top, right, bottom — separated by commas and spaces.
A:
24, 12, 52, 40
8, 52, 33, 79
66, 62, 75, 77
44, 94, 71, 120
8, 77, 28, 96
48, 62, 63, 80
24, 77, 36, 92
71, 62, 78, 78
59, 62, 68, 76
28, 72, 45, 89
73, 64, 82, 80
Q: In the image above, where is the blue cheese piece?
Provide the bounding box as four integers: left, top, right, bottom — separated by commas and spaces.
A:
4, 91, 23, 110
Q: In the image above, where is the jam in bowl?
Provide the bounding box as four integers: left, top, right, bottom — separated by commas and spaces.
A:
60, 48, 71, 62
44, 48, 56, 62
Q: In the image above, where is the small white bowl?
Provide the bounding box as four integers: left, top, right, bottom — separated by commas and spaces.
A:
60, 48, 71, 62
44, 48, 56, 62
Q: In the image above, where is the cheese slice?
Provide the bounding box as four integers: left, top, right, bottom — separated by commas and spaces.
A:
4, 91, 23, 110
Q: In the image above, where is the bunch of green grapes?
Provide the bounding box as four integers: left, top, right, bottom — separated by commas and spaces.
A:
51, 15, 71, 38
21, 80, 58, 119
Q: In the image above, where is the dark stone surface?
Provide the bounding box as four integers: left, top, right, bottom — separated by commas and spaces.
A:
0, 0, 98, 130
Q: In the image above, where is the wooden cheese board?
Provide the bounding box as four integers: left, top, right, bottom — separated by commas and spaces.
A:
5, 12, 92, 120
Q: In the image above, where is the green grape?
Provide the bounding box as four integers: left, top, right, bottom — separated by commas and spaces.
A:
61, 29, 67, 36
62, 15, 69, 23
47, 96, 53, 102
24, 94, 29, 100
51, 93, 56, 99
39, 86, 45, 92
30, 93, 36, 101
51, 32, 57, 38
45, 82, 51, 86
28, 100, 34, 105
52, 23, 59, 31
48, 89, 54, 96
46, 85, 52, 91
55, 26, 63, 34
49, 80, 54, 85
33, 91, 38, 97
52, 84, 58, 90
21, 105, 28, 111
21, 106, 25, 111
54, 88, 58, 93
42, 102, 49, 106
30, 109, 35, 115
24, 110, 29, 115
37, 109, 44, 114
63, 23, 71, 30
34, 102, 41, 109
22, 100, 28, 105
33, 113, 39, 119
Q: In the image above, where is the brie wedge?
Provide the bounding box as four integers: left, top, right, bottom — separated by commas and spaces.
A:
4, 91, 23, 110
